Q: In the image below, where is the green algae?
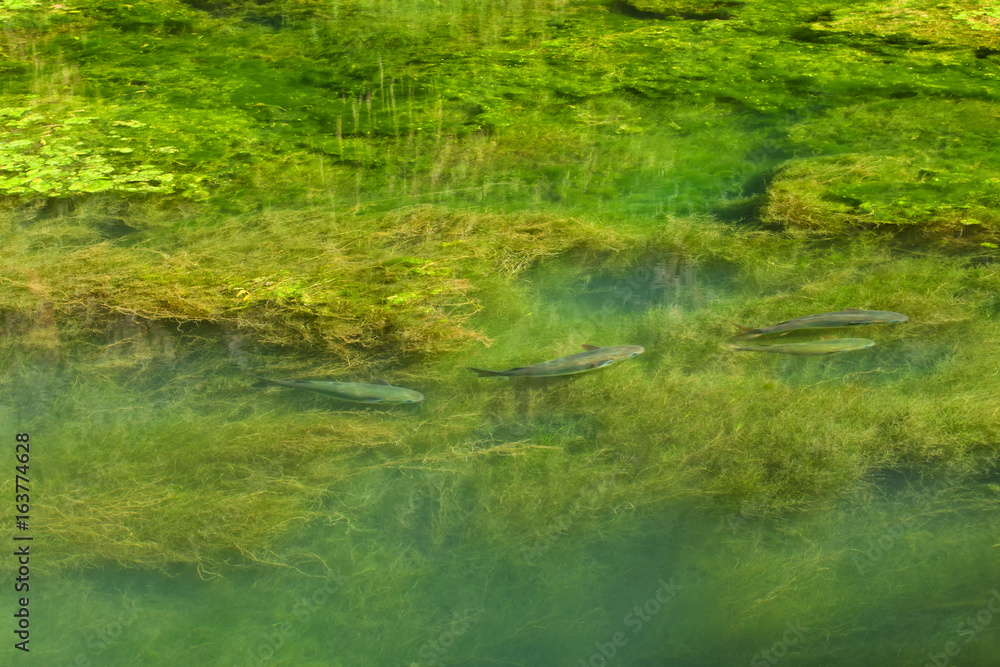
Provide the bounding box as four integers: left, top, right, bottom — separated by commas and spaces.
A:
764, 99, 1000, 244
6, 229, 998, 578
2, 1, 1000, 665
4, 0, 995, 223
0, 205, 632, 360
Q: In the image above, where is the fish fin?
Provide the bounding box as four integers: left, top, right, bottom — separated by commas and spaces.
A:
733, 325, 761, 339
252, 376, 276, 387
466, 367, 506, 377
719, 342, 741, 351
581, 344, 601, 350
372, 377, 391, 385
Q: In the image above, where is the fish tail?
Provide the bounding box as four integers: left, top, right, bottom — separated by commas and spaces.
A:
734, 324, 761, 339
465, 367, 506, 377
719, 342, 744, 352
251, 376, 278, 387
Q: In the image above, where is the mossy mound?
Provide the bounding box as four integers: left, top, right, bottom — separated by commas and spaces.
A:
815, 0, 1000, 49
0, 205, 633, 358
764, 99, 1000, 245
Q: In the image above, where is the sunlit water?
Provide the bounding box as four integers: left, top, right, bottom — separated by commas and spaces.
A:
3, 257, 997, 666
3, 1, 1000, 666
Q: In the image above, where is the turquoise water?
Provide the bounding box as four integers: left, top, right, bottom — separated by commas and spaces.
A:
26, 452, 1000, 666
4, 258, 998, 666
3, 0, 1000, 665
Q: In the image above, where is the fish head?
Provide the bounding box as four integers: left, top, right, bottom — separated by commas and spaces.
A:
846, 309, 909, 324
618, 345, 645, 359
396, 389, 425, 403
596, 345, 644, 366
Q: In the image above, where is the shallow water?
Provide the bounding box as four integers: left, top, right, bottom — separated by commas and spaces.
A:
3, 0, 1000, 665
24, 435, 1000, 667
5, 256, 999, 666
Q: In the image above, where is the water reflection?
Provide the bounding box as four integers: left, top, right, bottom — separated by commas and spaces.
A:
533, 252, 735, 326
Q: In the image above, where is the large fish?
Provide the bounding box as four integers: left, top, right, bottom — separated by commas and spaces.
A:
721, 338, 876, 355
253, 376, 424, 404
466, 344, 644, 377
735, 309, 907, 339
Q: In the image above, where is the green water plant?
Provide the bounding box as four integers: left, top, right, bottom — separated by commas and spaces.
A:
0, 204, 635, 359
764, 99, 1000, 245
0, 106, 204, 198
1, 2, 999, 664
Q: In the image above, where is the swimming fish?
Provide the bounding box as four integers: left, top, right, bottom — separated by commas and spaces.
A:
735, 309, 907, 339
466, 344, 644, 377
721, 338, 876, 355
252, 376, 424, 404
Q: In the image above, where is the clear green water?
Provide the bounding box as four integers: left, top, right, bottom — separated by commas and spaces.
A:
3, 0, 1000, 665
6, 257, 1000, 665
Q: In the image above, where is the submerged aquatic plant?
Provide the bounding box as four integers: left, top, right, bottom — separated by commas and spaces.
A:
0, 205, 634, 359
764, 99, 1000, 245
1, 1, 999, 665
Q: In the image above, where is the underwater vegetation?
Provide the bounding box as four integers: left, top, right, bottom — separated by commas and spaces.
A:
765, 99, 1000, 244
1, 0, 1000, 665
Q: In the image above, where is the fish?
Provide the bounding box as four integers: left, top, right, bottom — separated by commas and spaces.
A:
252, 376, 424, 404
466, 344, 644, 377
721, 338, 876, 355
735, 309, 908, 339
